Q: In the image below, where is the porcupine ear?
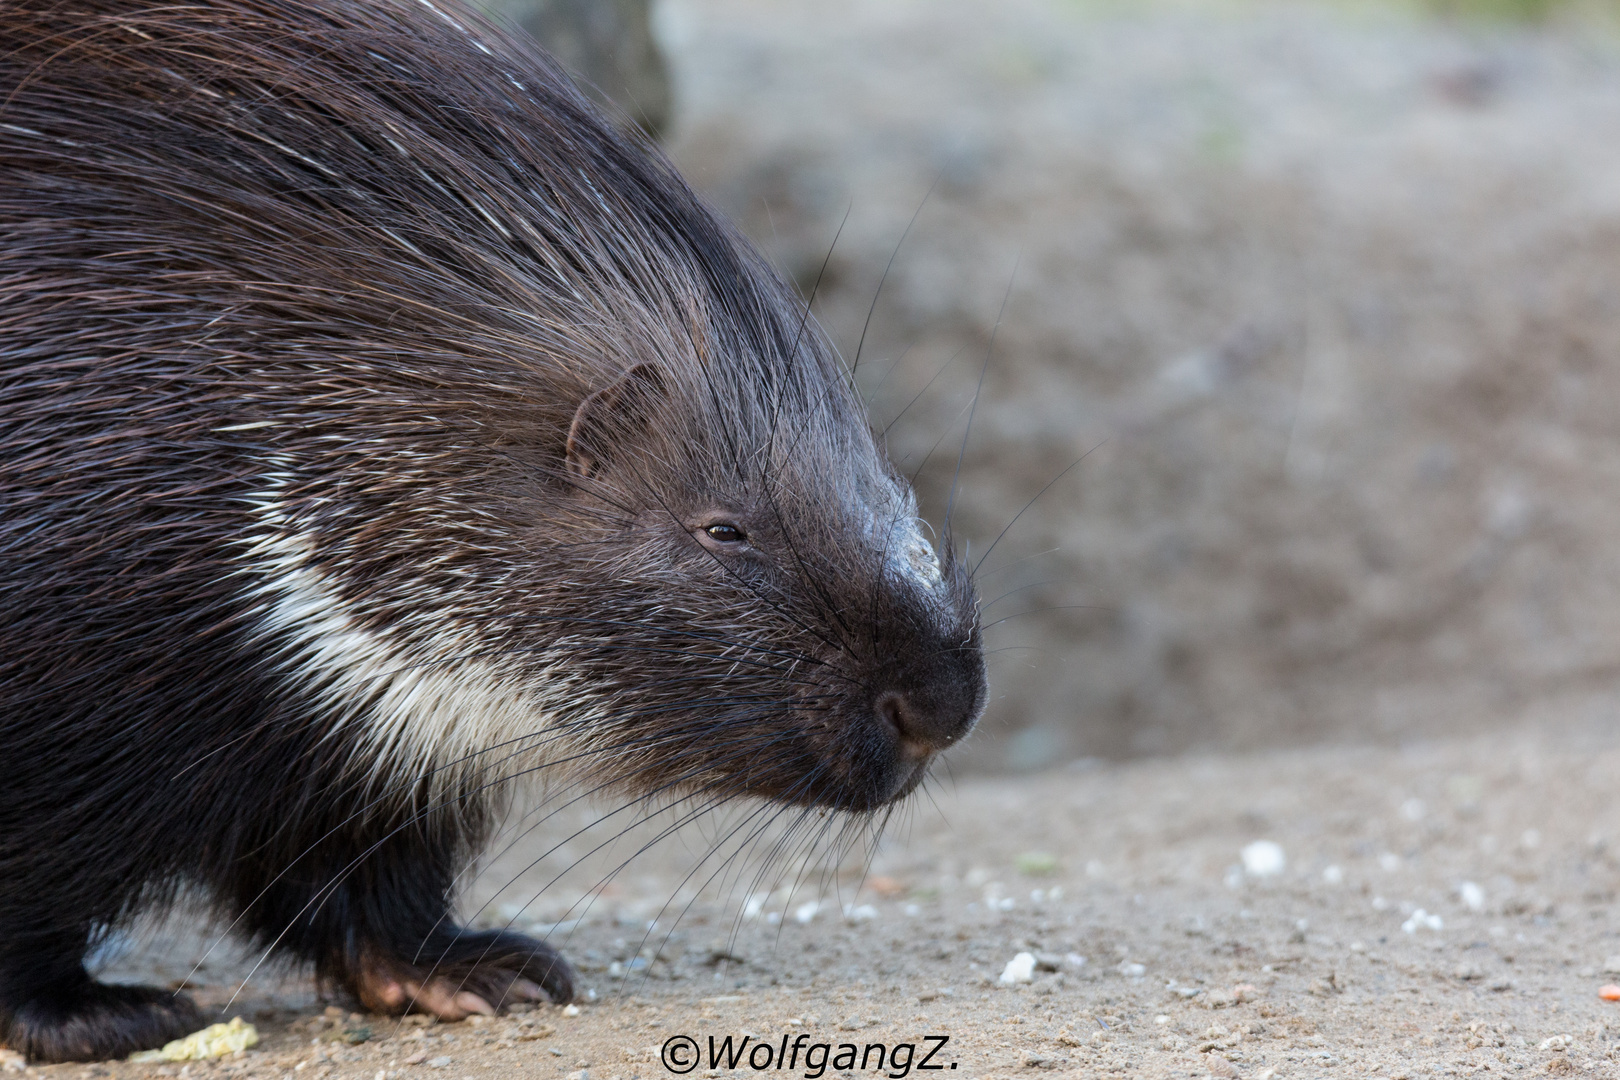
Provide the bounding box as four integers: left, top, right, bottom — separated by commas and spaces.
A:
565, 363, 667, 480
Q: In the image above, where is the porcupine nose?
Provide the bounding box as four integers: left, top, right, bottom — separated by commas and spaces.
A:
875, 683, 979, 760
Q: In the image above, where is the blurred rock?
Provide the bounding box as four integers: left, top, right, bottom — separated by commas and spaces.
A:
663, 0, 1620, 766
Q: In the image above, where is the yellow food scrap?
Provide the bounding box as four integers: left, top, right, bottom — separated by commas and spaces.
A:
129, 1017, 259, 1062
1015, 851, 1058, 876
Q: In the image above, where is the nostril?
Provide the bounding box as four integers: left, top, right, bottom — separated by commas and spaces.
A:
875, 691, 906, 734
875, 691, 931, 760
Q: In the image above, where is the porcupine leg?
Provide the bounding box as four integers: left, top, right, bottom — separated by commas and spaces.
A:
0, 924, 202, 1062
228, 820, 572, 1018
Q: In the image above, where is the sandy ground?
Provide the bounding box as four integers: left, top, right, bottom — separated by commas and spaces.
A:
23, 720, 1616, 1080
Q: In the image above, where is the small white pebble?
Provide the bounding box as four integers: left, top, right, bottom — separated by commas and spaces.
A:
1400, 798, 1426, 822
998, 952, 1036, 984
1241, 840, 1286, 878
1322, 864, 1344, 885
1378, 852, 1401, 871
1458, 881, 1486, 912
1118, 962, 1146, 978
1065, 952, 1087, 969
842, 904, 877, 922
903, 903, 920, 916
1371, 896, 1390, 911
562, 1004, 581, 1017
794, 901, 820, 924
742, 895, 764, 920
1155, 1015, 1171, 1025
1401, 909, 1443, 933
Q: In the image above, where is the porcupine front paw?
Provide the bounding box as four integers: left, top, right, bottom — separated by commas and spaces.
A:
352, 930, 573, 1019
2, 980, 204, 1063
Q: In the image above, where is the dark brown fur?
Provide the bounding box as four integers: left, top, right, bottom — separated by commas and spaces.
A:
0, 0, 985, 1062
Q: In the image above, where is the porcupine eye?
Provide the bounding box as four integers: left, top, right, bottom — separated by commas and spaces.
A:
705, 523, 745, 544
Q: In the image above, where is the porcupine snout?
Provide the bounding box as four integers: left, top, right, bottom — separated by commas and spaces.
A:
868, 614, 985, 766
850, 519, 987, 800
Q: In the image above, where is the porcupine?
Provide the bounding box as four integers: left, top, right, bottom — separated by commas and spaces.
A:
0, 0, 986, 1062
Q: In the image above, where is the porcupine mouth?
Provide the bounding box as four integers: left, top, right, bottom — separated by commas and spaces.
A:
832, 731, 936, 813
742, 727, 931, 814
697, 660, 975, 813
883, 755, 932, 803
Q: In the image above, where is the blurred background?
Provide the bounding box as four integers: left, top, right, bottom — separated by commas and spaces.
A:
492, 0, 1620, 771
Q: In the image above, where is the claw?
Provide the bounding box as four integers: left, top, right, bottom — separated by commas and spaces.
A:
401, 979, 461, 1019
392, 979, 498, 1020
349, 932, 572, 1017
372, 980, 408, 1010
452, 991, 496, 1017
